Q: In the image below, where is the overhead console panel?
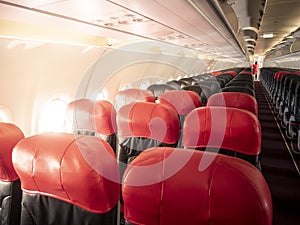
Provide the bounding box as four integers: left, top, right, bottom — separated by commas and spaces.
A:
108, 0, 246, 61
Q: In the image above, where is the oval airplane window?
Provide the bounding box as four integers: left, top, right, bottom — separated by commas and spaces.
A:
96, 89, 108, 101
0, 105, 13, 122
0, 111, 8, 122
38, 98, 67, 133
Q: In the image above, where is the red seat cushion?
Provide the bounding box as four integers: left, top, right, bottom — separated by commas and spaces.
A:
65, 99, 117, 135
159, 90, 202, 115
0, 122, 24, 182
122, 147, 272, 225
207, 92, 258, 116
117, 102, 180, 144
12, 133, 120, 213
183, 106, 261, 155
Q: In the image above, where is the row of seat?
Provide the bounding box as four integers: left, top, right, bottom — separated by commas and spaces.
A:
65, 88, 260, 167
147, 72, 234, 106
0, 67, 269, 225
116, 69, 253, 114
65, 68, 260, 169
1, 122, 272, 225
113, 68, 264, 224
260, 68, 300, 154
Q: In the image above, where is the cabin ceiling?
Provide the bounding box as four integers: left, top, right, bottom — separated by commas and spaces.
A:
0, 0, 299, 61
257, 0, 300, 59
223, 0, 300, 59
0, 0, 245, 62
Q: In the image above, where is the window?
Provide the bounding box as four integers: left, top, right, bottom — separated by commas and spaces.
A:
0, 105, 12, 122
0, 111, 8, 122
38, 98, 68, 133
96, 89, 108, 100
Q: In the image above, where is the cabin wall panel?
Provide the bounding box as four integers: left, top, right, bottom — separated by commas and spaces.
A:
0, 38, 104, 136
77, 45, 210, 103
1, 37, 223, 135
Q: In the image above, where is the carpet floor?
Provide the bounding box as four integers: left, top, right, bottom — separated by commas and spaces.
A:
255, 81, 300, 225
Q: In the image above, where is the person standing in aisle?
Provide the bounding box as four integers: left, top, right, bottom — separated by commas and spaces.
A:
253, 61, 259, 80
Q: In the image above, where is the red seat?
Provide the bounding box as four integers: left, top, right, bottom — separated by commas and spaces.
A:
122, 147, 272, 225
271, 71, 291, 105
207, 92, 258, 116
220, 70, 237, 78
114, 88, 155, 111
274, 71, 289, 81
183, 106, 261, 168
159, 90, 202, 116
159, 90, 202, 147
117, 101, 180, 221
117, 102, 179, 167
211, 71, 222, 76
65, 99, 117, 151
13, 133, 120, 225
238, 71, 252, 75
0, 122, 24, 225
274, 71, 300, 81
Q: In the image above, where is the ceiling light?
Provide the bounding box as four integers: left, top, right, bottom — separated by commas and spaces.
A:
262, 33, 274, 38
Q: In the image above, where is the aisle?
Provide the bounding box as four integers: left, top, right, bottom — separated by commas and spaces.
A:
255, 81, 300, 225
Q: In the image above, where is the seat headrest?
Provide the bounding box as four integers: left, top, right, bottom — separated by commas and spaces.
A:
179, 78, 197, 85
207, 92, 258, 116
183, 107, 261, 155
274, 71, 289, 81
238, 71, 252, 75
114, 88, 155, 111
0, 122, 24, 182
166, 80, 181, 90
159, 90, 202, 115
94, 100, 117, 135
199, 80, 221, 90
182, 85, 202, 95
12, 133, 120, 213
147, 84, 176, 98
211, 71, 222, 76
220, 71, 237, 77
65, 99, 117, 135
275, 71, 300, 81
225, 82, 254, 89
221, 86, 255, 96
117, 102, 179, 144
122, 147, 272, 225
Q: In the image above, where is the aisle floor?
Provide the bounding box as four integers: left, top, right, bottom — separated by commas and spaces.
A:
255, 81, 300, 225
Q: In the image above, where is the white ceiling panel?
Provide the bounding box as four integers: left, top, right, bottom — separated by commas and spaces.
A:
1, 0, 64, 8
0, 3, 142, 44
36, 0, 129, 21
107, 0, 244, 58
0, 0, 246, 61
